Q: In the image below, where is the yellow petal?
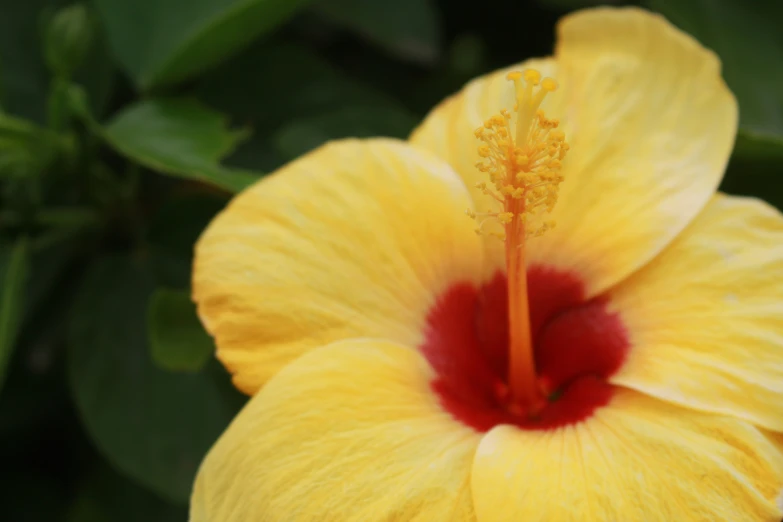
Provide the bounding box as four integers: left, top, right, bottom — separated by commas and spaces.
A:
193, 138, 483, 394
609, 194, 783, 431
472, 389, 783, 522
768, 431, 783, 511
190, 339, 481, 522
411, 7, 737, 294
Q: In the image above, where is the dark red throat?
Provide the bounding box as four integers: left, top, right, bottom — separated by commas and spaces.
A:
421, 266, 629, 432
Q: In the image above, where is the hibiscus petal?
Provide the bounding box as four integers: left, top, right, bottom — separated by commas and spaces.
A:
768, 432, 783, 511
193, 138, 483, 394
410, 8, 737, 295
608, 194, 783, 432
190, 340, 481, 522
472, 389, 783, 522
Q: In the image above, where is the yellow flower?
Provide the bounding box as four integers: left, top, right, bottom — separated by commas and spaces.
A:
190, 7, 783, 522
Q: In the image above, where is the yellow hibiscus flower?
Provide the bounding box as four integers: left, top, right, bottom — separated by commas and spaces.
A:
189, 7, 783, 522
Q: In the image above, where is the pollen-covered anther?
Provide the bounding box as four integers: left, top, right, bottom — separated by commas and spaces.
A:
467, 208, 510, 242
470, 68, 568, 240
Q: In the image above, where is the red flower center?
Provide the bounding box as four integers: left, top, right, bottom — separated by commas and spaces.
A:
420, 266, 629, 432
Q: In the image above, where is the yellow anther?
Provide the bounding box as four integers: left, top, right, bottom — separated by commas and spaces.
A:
541, 77, 558, 91
470, 68, 568, 251
523, 69, 541, 85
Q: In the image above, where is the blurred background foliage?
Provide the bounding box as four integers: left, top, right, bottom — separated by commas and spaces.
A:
0, 0, 780, 519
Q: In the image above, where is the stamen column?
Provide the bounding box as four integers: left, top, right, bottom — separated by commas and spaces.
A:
472, 69, 568, 417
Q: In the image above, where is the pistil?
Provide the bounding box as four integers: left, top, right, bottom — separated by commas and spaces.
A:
470, 69, 568, 414
505, 202, 539, 408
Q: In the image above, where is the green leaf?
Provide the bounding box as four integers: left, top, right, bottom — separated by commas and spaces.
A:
0, 112, 59, 178
93, 0, 315, 90
199, 43, 410, 130
313, 0, 442, 64
68, 256, 246, 503
646, 0, 783, 159
197, 43, 417, 170
102, 99, 261, 192
274, 106, 418, 159
0, 237, 30, 393
147, 289, 213, 373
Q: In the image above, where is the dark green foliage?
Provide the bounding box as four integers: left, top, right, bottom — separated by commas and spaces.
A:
147, 288, 215, 373
69, 256, 244, 503
0, 236, 29, 391
0, 0, 781, 519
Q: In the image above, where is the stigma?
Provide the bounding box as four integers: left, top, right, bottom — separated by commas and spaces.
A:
469, 69, 569, 415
